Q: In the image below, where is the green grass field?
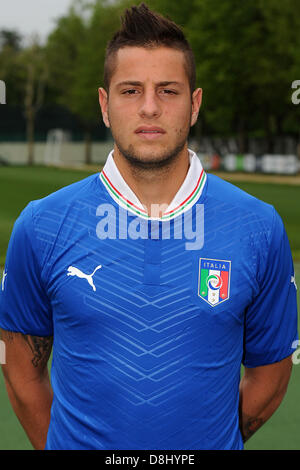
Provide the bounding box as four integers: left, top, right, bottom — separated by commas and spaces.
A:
0, 165, 299, 450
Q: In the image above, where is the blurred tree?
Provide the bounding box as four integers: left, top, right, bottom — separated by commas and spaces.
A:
70, 0, 124, 163
46, 6, 85, 104
0, 29, 22, 51
41, 0, 300, 159
46, 0, 125, 164
0, 30, 24, 107
248, 0, 300, 151
146, 0, 197, 27
0, 31, 48, 163
188, 0, 261, 151
187, 0, 300, 151
262, 0, 300, 145
46, 3, 88, 159
18, 39, 48, 165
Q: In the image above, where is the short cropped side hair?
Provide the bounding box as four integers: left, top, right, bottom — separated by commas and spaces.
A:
103, 3, 196, 93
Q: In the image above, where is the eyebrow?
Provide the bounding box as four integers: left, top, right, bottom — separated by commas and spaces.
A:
116, 81, 183, 88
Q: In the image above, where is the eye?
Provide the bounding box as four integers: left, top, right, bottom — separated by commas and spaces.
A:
161, 89, 178, 95
122, 89, 139, 95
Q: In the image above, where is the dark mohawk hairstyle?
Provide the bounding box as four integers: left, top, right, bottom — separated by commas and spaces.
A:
103, 3, 196, 93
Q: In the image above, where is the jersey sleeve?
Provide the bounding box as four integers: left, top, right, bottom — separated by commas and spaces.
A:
242, 208, 298, 368
0, 202, 53, 336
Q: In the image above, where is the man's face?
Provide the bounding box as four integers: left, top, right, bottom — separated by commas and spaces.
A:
99, 46, 202, 169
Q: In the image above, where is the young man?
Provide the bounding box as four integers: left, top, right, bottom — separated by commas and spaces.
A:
0, 4, 298, 450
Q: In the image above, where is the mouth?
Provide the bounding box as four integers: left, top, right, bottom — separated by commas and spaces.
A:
135, 126, 166, 140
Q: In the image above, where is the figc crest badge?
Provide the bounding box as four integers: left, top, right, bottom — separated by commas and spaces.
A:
198, 258, 231, 306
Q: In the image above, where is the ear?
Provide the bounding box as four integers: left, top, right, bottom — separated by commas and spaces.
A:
98, 87, 110, 128
191, 88, 202, 127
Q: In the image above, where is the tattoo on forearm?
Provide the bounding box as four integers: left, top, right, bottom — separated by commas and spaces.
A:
22, 335, 53, 368
0, 330, 53, 369
241, 415, 265, 443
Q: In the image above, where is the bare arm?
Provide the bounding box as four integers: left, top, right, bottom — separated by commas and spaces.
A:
0, 328, 53, 450
239, 355, 293, 443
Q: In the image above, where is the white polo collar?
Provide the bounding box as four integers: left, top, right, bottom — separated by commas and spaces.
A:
99, 149, 206, 221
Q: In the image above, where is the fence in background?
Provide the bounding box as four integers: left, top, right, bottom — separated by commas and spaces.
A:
199, 153, 299, 174
0, 135, 299, 174
0, 141, 113, 166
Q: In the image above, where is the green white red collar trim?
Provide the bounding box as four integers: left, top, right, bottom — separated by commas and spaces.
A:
99, 149, 206, 221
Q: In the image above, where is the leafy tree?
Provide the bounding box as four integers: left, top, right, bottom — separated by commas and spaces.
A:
187, 0, 260, 151
0, 29, 22, 51
41, 0, 300, 159
187, 0, 300, 151
46, 0, 126, 164
260, 0, 300, 148
46, 6, 86, 104
19, 39, 48, 165
70, 0, 124, 163
0, 31, 48, 164
146, 0, 197, 27
0, 30, 24, 106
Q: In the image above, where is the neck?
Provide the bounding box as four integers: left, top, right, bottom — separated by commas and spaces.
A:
112, 144, 190, 217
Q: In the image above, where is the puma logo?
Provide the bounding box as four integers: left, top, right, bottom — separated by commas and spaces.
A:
67, 265, 102, 292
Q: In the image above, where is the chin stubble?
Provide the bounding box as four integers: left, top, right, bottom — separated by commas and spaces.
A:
118, 141, 187, 170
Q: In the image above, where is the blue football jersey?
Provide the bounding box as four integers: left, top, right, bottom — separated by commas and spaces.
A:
0, 150, 298, 450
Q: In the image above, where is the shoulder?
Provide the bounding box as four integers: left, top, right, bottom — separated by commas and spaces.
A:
18, 172, 102, 223
34, 172, 101, 214
205, 173, 276, 222
9, 173, 104, 248
204, 174, 288, 259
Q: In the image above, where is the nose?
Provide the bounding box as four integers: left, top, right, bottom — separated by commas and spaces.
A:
138, 89, 162, 119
